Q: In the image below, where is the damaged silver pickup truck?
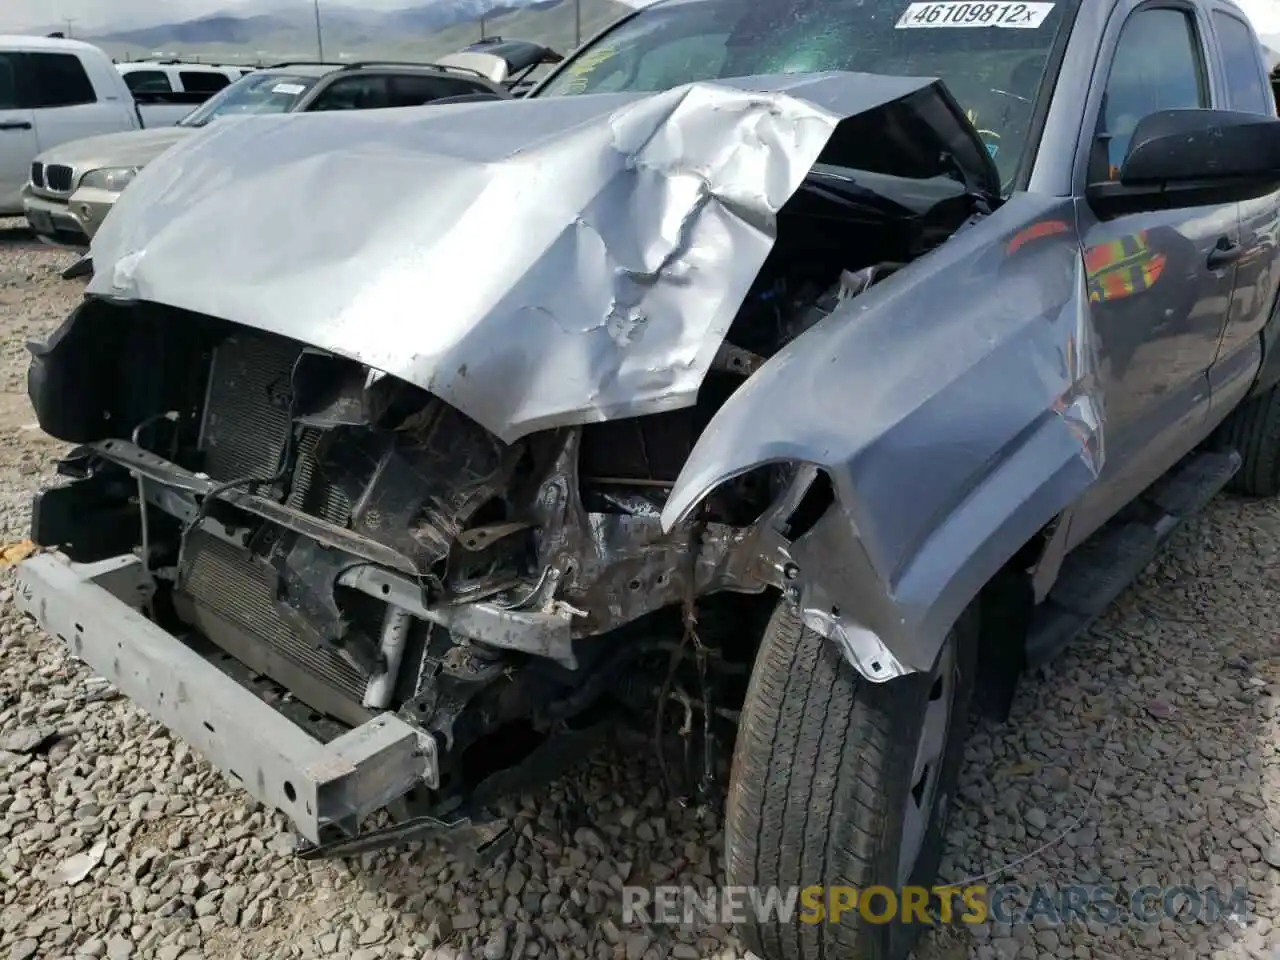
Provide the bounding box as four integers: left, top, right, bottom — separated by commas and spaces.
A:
15, 0, 1280, 955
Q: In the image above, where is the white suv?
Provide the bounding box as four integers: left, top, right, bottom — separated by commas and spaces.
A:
116, 61, 251, 123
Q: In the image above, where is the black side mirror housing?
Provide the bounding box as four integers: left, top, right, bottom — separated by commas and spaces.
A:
1122, 108, 1280, 184
1089, 108, 1280, 213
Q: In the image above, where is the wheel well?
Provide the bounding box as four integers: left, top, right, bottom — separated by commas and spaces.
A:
970, 519, 1053, 720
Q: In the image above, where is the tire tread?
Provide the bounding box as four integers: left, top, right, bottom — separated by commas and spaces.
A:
727, 604, 977, 960
1225, 384, 1280, 497
728, 604, 894, 960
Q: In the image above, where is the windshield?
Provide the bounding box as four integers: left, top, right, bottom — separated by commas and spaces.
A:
178, 72, 322, 128
536, 0, 1076, 185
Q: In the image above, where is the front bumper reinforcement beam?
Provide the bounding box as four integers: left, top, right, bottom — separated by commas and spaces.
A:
76, 439, 581, 669
14, 553, 438, 844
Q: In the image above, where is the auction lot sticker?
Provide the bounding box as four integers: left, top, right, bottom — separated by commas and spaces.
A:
896, 1, 1055, 27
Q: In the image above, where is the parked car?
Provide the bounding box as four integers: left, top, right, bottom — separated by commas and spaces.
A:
22, 59, 509, 246
16, 1, 1280, 959
0, 35, 187, 217
434, 38, 563, 94
116, 60, 252, 125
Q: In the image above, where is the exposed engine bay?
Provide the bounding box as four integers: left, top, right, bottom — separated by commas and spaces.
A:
22, 70, 1008, 849
27, 165, 980, 838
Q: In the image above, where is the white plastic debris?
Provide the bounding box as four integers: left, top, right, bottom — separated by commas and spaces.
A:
57, 840, 107, 886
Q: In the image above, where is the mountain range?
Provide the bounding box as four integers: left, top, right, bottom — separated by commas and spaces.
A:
27, 0, 1280, 70
67, 0, 635, 63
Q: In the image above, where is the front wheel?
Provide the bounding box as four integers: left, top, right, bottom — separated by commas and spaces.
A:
724, 602, 979, 960
1221, 383, 1280, 498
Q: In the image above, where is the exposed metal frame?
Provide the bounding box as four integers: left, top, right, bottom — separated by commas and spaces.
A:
14, 553, 438, 843
88, 437, 582, 668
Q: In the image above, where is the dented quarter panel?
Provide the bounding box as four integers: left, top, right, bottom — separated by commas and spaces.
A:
85, 71, 983, 445
661, 194, 1103, 673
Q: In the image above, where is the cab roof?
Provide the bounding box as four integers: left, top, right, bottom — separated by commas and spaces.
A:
0, 34, 107, 55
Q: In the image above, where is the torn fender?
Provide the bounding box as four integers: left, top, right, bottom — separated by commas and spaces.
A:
85, 71, 995, 445
662, 195, 1104, 676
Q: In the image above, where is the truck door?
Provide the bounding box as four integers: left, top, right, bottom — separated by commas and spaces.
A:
1208, 6, 1280, 422
1067, 2, 1238, 548
0, 52, 37, 214
26, 51, 130, 150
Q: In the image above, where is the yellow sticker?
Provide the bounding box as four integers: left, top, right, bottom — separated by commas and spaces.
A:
562, 45, 616, 93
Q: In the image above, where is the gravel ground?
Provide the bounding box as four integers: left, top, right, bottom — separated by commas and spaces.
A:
1, 220, 1279, 960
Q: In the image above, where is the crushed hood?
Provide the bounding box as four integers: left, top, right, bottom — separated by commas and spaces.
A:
87, 72, 996, 444
40, 126, 192, 170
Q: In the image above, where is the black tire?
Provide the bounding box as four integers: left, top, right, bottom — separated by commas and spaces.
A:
725, 602, 979, 960
1222, 384, 1280, 497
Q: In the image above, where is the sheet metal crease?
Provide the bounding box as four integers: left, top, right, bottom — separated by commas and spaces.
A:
87, 72, 938, 444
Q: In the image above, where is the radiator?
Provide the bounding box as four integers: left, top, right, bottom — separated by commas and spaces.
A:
199, 331, 296, 482
197, 331, 351, 525
178, 331, 366, 718
178, 530, 367, 709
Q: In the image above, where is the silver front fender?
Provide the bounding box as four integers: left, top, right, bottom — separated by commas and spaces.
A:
661, 195, 1103, 678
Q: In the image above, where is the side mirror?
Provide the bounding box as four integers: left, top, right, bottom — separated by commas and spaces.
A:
1090, 108, 1280, 212
1120, 108, 1280, 186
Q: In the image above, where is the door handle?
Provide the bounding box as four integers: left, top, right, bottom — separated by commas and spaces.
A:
0, 121, 31, 131
1207, 237, 1245, 270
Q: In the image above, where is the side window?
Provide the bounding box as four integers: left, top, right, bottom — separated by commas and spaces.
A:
180, 71, 231, 94
24, 53, 97, 108
123, 70, 174, 94
1091, 8, 1208, 182
387, 74, 491, 107
306, 76, 390, 111
1214, 13, 1273, 116
0, 54, 18, 110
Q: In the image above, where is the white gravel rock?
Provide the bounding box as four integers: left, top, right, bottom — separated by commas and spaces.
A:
0, 221, 1277, 960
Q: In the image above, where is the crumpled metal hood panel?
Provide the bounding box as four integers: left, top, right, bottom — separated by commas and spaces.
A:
88, 72, 957, 444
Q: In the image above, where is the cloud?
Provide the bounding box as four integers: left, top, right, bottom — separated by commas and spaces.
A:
0, 0, 239, 32
1233, 0, 1280, 35
0, 0, 474, 33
